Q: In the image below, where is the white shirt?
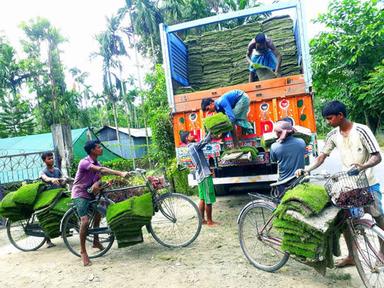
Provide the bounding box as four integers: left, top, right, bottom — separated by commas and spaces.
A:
322, 123, 381, 185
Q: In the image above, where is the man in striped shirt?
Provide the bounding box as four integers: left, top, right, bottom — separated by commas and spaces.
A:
296, 100, 383, 268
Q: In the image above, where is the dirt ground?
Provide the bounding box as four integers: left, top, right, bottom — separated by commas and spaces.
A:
0, 195, 365, 288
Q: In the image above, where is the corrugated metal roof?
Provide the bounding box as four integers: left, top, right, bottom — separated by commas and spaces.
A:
98, 126, 152, 138
0, 128, 87, 156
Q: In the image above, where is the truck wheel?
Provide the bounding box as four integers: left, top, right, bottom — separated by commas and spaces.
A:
215, 184, 229, 196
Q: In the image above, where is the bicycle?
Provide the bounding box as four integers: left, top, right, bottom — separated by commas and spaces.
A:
5, 179, 73, 252
60, 168, 203, 259
237, 171, 384, 288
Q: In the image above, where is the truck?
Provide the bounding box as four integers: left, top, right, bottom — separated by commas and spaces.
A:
159, 0, 316, 194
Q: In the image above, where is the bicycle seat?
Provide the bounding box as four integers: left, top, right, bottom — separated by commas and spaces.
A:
270, 175, 297, 187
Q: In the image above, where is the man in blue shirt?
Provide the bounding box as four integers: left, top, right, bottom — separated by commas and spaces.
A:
270, 120, 306, 195
201, 89, 253, 148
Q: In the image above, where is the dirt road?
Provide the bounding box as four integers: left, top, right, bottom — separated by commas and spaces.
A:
0, 195, 363, 288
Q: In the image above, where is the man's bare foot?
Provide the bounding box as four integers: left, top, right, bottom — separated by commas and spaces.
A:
92, 242, 104, 251
335, 257, 355, 268
202, 220, 208, 225
81, 251, 92, 266
207, 221, 219, 226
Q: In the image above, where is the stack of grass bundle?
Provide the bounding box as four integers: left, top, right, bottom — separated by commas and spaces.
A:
199, 29, 233, 90
221, 146, 259, 160
174, 15, 300, 94
203, 112, 233, 136
262, 15, 300, 76
0, 182, 44, 221
106, 193, 153, 248
273, 183, 341, 273
230, 22, 262, 84
34, 188, 68, 238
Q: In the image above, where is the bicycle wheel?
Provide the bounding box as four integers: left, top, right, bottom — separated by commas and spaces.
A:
147, 193, 202, 248
350, 221, 384, 288
238, 200, 289, 272
6, 217, 46, 252
61, 208, 114, 258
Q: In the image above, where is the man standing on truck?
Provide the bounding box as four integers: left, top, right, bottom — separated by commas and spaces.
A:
270, 120, 306, 195
295, 100, 384, 268
247, 33, 282, 82
201, 89, 253, 148
180, 131, 218, 226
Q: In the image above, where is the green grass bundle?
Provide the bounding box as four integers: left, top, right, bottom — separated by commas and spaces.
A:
36, 210, 63, 238
0, 191, 32, 221
222, 146, 259, 160
106, 193, 153, 248
13, 182, 44, 206
51, 196, 71, 216
1, 192, 17, 208
278, 183, 329, 216
203, 112, 233, 136
261, 132, 277, 149
106, 197, 133, 223
36, 194, 71, 238
33, 188, 63, 211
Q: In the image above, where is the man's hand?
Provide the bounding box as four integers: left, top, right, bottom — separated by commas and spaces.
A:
295, 169, 307, 177
120, 171, 129, 178
51, 178, 61, 185
348, 164, 363, 176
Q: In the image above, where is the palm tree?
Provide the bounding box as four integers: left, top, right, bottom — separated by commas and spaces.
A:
91, 13, 128, 155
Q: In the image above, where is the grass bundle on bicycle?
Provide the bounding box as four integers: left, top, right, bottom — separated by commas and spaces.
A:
106, 192, 153, 248
34, 188, 71, 238
0, 182, 44, 221
272, 183, 342, 274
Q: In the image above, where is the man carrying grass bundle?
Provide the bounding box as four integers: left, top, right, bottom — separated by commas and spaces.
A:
72, 140, 129, 266
270, 120, 306, 195
246, 33, 281, 82
180, 131, 218, 226
201, 89, 253, 148
296, 100, 384, 268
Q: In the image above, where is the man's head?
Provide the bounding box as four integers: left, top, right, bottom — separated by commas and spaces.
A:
84, 140, 103, 156
41, 151, 54, 166
201, 98, 215, 113
274, 120, 295, 142
321, 100, 347, 128
255, 33, 267, 50
180, 131, 196, 144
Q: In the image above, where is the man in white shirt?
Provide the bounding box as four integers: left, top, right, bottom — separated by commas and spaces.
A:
296, 100, 383, 268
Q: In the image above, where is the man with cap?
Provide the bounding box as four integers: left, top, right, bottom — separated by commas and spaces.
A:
247, 33, 282, 82
180, 131, 218, 226
270, 120, 306, 195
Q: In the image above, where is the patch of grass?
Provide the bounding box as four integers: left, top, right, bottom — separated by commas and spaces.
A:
327, 271, 352, 281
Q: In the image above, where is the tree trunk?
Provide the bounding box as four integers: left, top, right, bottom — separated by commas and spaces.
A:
365, 111, 379, 135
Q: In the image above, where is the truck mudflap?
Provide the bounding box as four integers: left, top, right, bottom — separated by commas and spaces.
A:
188, 174, 278, 186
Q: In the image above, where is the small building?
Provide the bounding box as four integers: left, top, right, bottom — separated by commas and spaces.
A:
0, 128, 121, 184
97, 126, 152, 159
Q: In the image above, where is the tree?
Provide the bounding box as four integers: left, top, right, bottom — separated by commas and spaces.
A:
20, 17, 79, 129
0, 94, 34, 137
0, 37, 34, 137
142, 64, 175, 166
311, 0, 384, 133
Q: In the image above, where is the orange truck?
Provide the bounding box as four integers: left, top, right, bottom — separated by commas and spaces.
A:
159, 1, 316, 194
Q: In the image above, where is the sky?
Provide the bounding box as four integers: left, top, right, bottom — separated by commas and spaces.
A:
0, 0, 330, 95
